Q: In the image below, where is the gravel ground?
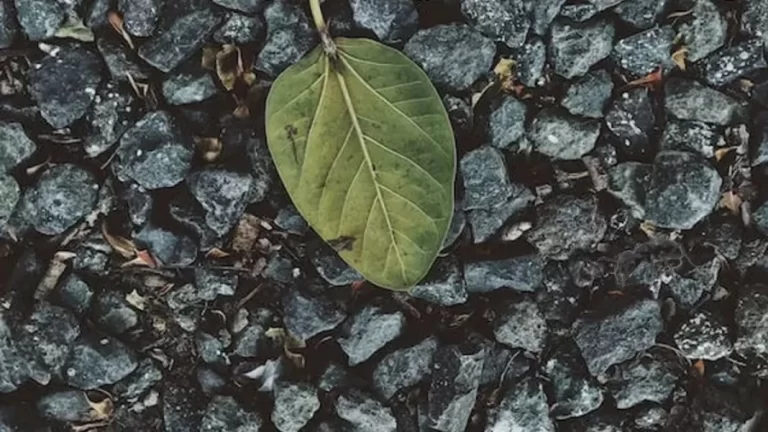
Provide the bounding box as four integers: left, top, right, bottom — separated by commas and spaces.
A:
1, 0, 768, 431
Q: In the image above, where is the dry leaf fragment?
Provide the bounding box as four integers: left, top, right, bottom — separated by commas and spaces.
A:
265, 328, 306, 368
101, 223, 137, 258
125, 289, 147, 311
34, 251, 76, 300
55, 14, 95, 42
121, 250, 158, 268
107, 11, 134, 50
719, 191, 742, 215
714, 146, 736, 162
202, 46, 218, 70
196, 137, 222, 163
622, 68, 664, 91
691, 359, 705, 377
216, 44, 240, 91
85, 393, 114, 421
671, 46, 688, 70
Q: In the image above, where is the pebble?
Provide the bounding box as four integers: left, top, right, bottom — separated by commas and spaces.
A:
493, 297, 547, 353
0, 175, 18, 229
24, 164, 98, 236
667, 259, 721, 308
460, 146, 518, 210
29, 44, 103, 129
373, 337, 438, 400
734, 286, 768, 357
274, 204, 309, 235
603, 350, 681, 409
544, 341, 604, 419
282, 288, 346, 340
17, 304, 80, 386
0, 122, 35, 173
561, 69, 613, 118
169, 192, 220, 250
464, 254, 544, 293
560, 4, 599, 22
37, 390, 95, 422
93, 291, 139, 334
426, 340, 485, 432
135, 223, 199, 266
664, 78, 744, 126
272, 382, 320, 432
56, 274, 93, 315
197, 332, 228, 367
0, 0, 16, 48
698, 38, 768, 87
83, 83, 135, 158
486, 377, 555, 431
515, 37, 546, 87
335, 389, 397, 432
404, 24, 495, 92
677, 0, 727, 62
214, 12, 265, 44
13, 0, 66, 41
200, 395, 262, 431
310, 243, 363, 286
528, 108, 600, 160
573, 299, 662, 376
410, 257, 468, 306
212, 0, 265, 14
531, 0, 565, 35
660, 120, 721, 158
114, 111, 194, 190
64, 335, 138, 390
118, 0, 163, 37
112, 358, 163, 404
674, 311, 733, 360
606, 88, 656, 159
349, 0, 418, 43
254, 0, 315, 77
460, 0, 531, 48
614, 0, 668, 29
162, 61, 220, 105
741, 0, 768, 46
479, 342, 529, 386
338, 306, 405, 366
527, 195, 606, 260
753, 116, 768, 166
0, 314, 28, 393
550, 17, 615, 79
188, 169, 253, 236
613, 26, 675, 77
163, 384, 204, 432
487, 96, 527, 149
441, 205, 466, 249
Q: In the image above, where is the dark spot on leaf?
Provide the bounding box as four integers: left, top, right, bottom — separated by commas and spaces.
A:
328, 236, 356, 251
285, 124, 299, 164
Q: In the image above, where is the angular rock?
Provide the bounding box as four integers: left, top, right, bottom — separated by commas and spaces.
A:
528, 108, 600, 160
531, 0, 565, 35
410, 257, 468, 306
272, 382, 320, 432
37, 390, 94, 422
404, 24, 495, 92
163, 384, 204, 432
479, 342, 529, 386
114, 111, 194, 190
118, 0, 163, 37
195, 267, 237, 301
573, 299, 662, 376
29, 44, 103, 129
162, 62, 219, 105
426, 341, 485, 432
604, 350, 681, 409
25, 164, 98, 235
755, 202, 768, 237
614, 0, 668, 29
0, 314, 29, 393
200, 395, 262, 431
349, 0, 417, 43
57, 274, 93, 315
515, 37, 546, 87
274, 204, 308, 235
338, 306, 405, 366
442, 205, 466, 249
135, 223, 198, 266
734, 286, 768, 357
464, 254, 544, 293
560, 4, 599, 22
64, 335, 138, 390
527, 195, 606, 260
544, 341, 604, 419
488, 96, 527, 149
335, 390, 396, 432
93, 291, 139, 334
0, 175, 19, 228
550, 17, 615, 79
0, 0, 18, 48
310, 243, 362, 286
677, 0, 727, 62
493, 298, 547, 353
561, 69, 613, 119
373, 337, 438, 400
698, 38, 767, 87
486, 377, 555, 432
83, 82, 135, 157
606, 88, 656, 159
612, 26, 675, 77
666, 259, 721, 309
169, 192, 219, 250
214, 12, 265, 44
282, 288, 346, 340
16, 304, 80, 386
660, 120, 721, 158
460, 0, 531, 48
0, 122, 36, 172
112, 358, 163, 404
467, 188, 533, 243
13, 0, 65, 41
213, 0, 264, 14
254, 0, 315, 77
644, 151, 721, 230
742, 0, 768, 46
97, 37, 152, 83
460, 146, 516, 210
674, 311, 732, 360
665, 78, 744, 126
187, 169, 252, 236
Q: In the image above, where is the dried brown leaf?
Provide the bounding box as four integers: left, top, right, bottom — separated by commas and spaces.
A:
101, 223, 137, 258
719, 191, 742, 215
121, 250, 158, 268
671, 46, 688, 71
202, 46, 218, 70
125, 289, 147, 311
34, 251, 76, 300
107, 11, 134, 50
622, 68, 664, 91
196, 136, 222, 163
231, 214, 261, 255
216, 44, 240, 91
714, 146, 736, 162
206, 247, 231, 259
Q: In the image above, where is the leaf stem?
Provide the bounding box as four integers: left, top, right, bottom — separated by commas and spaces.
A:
308, 0, 337, 58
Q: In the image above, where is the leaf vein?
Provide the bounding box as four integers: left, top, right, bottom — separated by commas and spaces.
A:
393, 229, 428, 254
336, 161, 365, 237
268, 73, 325, 119
317, 125, 354, 214
363, 136, 445, 192
379, 184, 438, 227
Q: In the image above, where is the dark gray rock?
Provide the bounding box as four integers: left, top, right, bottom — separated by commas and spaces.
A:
195, 267, 237, 301
486, 377, 555, 431
478, 342, 529, 386
606, 88, 656, 159
37, 390, 94, 422
527, 195, 606, 260
443, 95, 473, 138
660, 120, 721, 158
0, 0, 18, 48
532, 0, 565, 35
25, 164, 98, 235
605, 162, 650, 218
118, 0, 163, 37
198, 367, 226, 394
441, 205, 466, 249
138, 8, 222, 72
167, 283, 204, 332
544, 341, 604, 419
528, 109, 600, 160
586, 0, 626, 10
635, 405, 668, 429
753, 116, 768, 166
112, 358, 163, 404
97, 37, 152, 83
282, 288, 346, 340
310, 243, 362, 286
467, 188, 532, 243
213, 0, 264, 14
682, 386, 757, 432
488, 97, 527, 149
460, 146, 516, 210
338, 306, 405, 366
742, 0, 768, 46
274, 204, 308, 235
121, 183, 153, 227
460, 0, 531, 48
169, 192, 219, 250
404, 24, 495, 92
614, 0, 668, 29
677, 0, 727, 62
645, 151, 721, 230
195, 331, 228, 366
335, 389, 396, 432
57, 274, 93, 315
604, 350, 681, 409
410, 256, 468, 306
674, 311, 732, 360
373, 337, 438, 400
0, 122, 36, 173
201, 395, 262, 431
0, 314, 28, 393
83, 82, 135, 157
319, 362, 357, 392
696, 222, 742, 260
0, 175, 19, 228
115, 111, 194, 190
493, 297, 547, 353
29, 45, 103, 129
162, 62, 219, 105
426, 341, 485, 432
17, 304, 80, 386
272, 382, 320, 432
254, 0, 315, 77
263, 251, 295, 284
163, 384, 204, 432
64, 335, 138, 390
550, 17, 615, 79
560, 4, 599, 22
135, 223, 198, 266
187, 169, 252, 236
734, 286, 768, 357
665, 78, 744, 126
349, 0, 417, 43
698, 38, 767, 87
666, 258, 721, 309
515, 37, 546, 87
214, 12, 265, 44
561, 69, 613, 119
464, 254, 544, 293
86, 0, 112, 29
574, 299, 662, 376
13, 0, 65, 40
93, 291, 139, 334
612, 26, 675, 77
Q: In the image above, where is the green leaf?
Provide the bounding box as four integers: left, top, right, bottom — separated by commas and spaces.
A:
265, 38, 456, 290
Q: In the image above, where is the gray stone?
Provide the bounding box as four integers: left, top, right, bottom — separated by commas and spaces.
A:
64, 335, 138, 390
528, 109, 600, 160
318, 362, 357, 392
83, 82, 135, 158
561, 69, 613, 119
755, 202, 768, 237
135, 223, 198, 266
37, 390, 94, 422
493, 298, 547, 353
560, 4, 599, 22
698, 38, 767, 87
606, 88, 656, 159
614, 0, 668, 29
683, 386, 757, 432
274, 204, 308, 235
515, 37, 547, 87
255, 0, 315, 77
57, 274, 93, 315
335, 389, 396, 432
214, 12, 265, 44
460, 0, 531, 48
645, 151, 722, 230
86, 0, 112, 29
677, 0, 727, 62
486, 377, 555, 432
118, 0, 163, 37
674, 311, 732, 360
338, 306, 405, 366
660, 120, 721, 158
310, 243, 363, 286
667, 259, 721, 309
404, 24, 495, 92
169, 192, 220, 250
665, 78, 744, 126
606, 162, 651, 219
465, 254, 544, 293
162, 62, 219, 105
410, 256, 468, 306
188, 169, 252, 236
0, 122, 36, 173
349, 0, 417, 43
97, 37, 152, 83
460, 146, 516, 210
467, 188, 533, 243
612, 26, 675, 76
0, 0, 18, 48
121, 183, 152, 227
112, 358, 163, 404
213, 0, 265, 14
478, 342, 529, 386
29, 44, 103, 129
574, 299, 662, 376
282, 288, 346, 340
742, 0, 768, 46
163, 384, 204, 432
531, 0, 565, 35
263, 251, 294, 284
488, 96, 527, 149
544, 341, 604, 419
198, 368, 227, 394
25, 164, 98, 235
272, 382, 320, 432
93, 291, 139, 334
196, 331, 228, 365
138, 7, 222, 73
427, 341, 485, 432
0, 314, 28, 393
604, 351, 681, 409
201, 395, 262, 432
550, 17, 615, 79
195, 267, 237, 301
16, 304, 80, 386
586, 0, 626, 9
442, 205, 466, 249
13, 0, 65, 40
373, 337, 438, 400
0, 175, 19, 229
734, 286, 768, 357
115, 111, 194, 190
527, 195, 606, 260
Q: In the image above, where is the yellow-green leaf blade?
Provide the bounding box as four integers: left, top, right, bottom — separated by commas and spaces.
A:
265, 37, 456, 290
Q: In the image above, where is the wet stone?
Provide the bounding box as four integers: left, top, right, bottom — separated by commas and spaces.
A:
188, 169, 252, 236
25, 164, 98, 236
604, 351, 681, 409
742, 0, 768, 46
734, 286, 768, 357
0, 175, 19, 229
493, 297, 547, 353
404, 24, 495, 92
338, 306, 405, 366
550, 17, 615, 79
664, 78, 744, 126
460, 146, 516, 210
612, 26, 675, 77
574, 299, 662, 376
29, 44, 103, 129
135, 223, 198, 266
212, 0, 265, 14
544, 341, 604, 419
515, 37, 546, 87
460, 0, 531, 48
527, 195, 607, 260
13, 0, 66, 41
118, 0, 163, 37
349, 0, 417, 43
201, 395, 262, 432
486, 377, 555, 432
335, 389, 397, 432
0, 122, 36, 172
310, 243, 362, 286
97, 37, 152, 83
282, 288, 346, 340
410, 256, 468, 306
37, 390, 94, 422
464, 254, 544, 293
162, 62, 219, 106
115, 111, 194, 190
697, 38, 767, 87
373, 337, 438, 400
561, 69, 613, 119
426, 340, 485, 432
677, 0, 727, 62
674, 311, 733, 360
272, 382, 320, 432
487, 96, 527, 149
214, 12, 265, 44
614, 0, 668, 29
93, 291, 139, 334
660, 120, 721, 158
528, 108, 600, 160
606, 88, 656, 159
64, 335, 138, 390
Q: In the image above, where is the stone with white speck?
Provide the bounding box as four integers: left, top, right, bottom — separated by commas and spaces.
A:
697, 38, 768, 87
734, 286, 768, 357
677, 0, 727, 62
373, 337, 438, 400
272, 382, 320, 432
550, 17, 615, 79
528, 108, 600, 160
338, 306, 405, 366
335, 389, 396, 432
742, 0, 768, 47
615, 0, 668, 30
493, 298, 547, 353
544, 340, 604, 419
604, 350, 681, 409
486, 377, 555, 431
561, 69, 613, 119
612, 26, 675, 77
664, 78, 745, 126
0, 122, 36, 173
674, 311, 733, 360
349, 0, 418, 44
460, 0, 531, 48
